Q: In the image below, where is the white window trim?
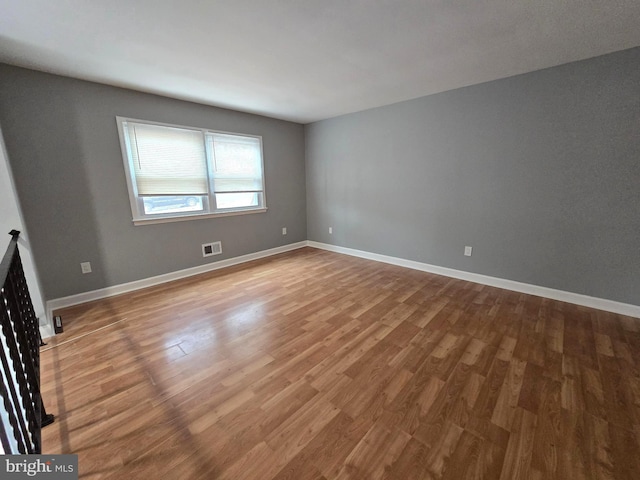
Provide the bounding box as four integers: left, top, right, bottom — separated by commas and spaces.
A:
116, 116, 268, 225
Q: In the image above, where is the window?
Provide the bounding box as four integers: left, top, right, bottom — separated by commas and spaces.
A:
116, 117, 266, 224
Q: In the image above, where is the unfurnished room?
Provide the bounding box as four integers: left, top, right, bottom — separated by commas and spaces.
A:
0, 1, 639, 479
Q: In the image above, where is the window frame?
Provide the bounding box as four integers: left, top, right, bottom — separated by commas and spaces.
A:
116, 116, 267, 225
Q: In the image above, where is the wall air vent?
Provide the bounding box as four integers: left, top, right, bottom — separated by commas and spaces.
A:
202, 241, 222, 257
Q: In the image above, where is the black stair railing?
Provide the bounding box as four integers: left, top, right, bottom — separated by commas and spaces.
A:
0, 230, 53, 454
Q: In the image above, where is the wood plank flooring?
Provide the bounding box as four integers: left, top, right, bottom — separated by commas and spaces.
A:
41, 247, 640, 479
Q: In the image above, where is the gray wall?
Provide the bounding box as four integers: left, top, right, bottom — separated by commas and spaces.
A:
0, 127, 47, 332
306, 47, 640, 306
0, 65, 306, 300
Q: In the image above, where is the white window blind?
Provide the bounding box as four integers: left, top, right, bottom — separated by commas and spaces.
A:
208, 133, 264, 193
117, 116, 267, 224
124, 121, 208, 196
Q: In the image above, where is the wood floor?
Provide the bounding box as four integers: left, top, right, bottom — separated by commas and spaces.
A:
41, 247, 640, 479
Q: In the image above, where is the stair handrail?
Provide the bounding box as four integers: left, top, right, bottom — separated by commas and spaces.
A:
0, 230, 53, 454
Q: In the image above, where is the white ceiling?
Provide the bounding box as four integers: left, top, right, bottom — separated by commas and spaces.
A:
0, 1, 639, 124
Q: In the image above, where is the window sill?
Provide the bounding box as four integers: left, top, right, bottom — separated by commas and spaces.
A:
132, 207, 268, 226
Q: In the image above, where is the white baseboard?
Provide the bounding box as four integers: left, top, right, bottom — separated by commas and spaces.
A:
44, 239, 640, 326
39, 319, 55, 340
46, 241, 307, 322
307, 241, 640, 319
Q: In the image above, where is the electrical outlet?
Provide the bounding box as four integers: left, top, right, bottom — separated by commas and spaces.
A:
80, 262, 92, 274
282, 227, 287, 235
464, 246, 472, 257
329, 227, 333, 235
